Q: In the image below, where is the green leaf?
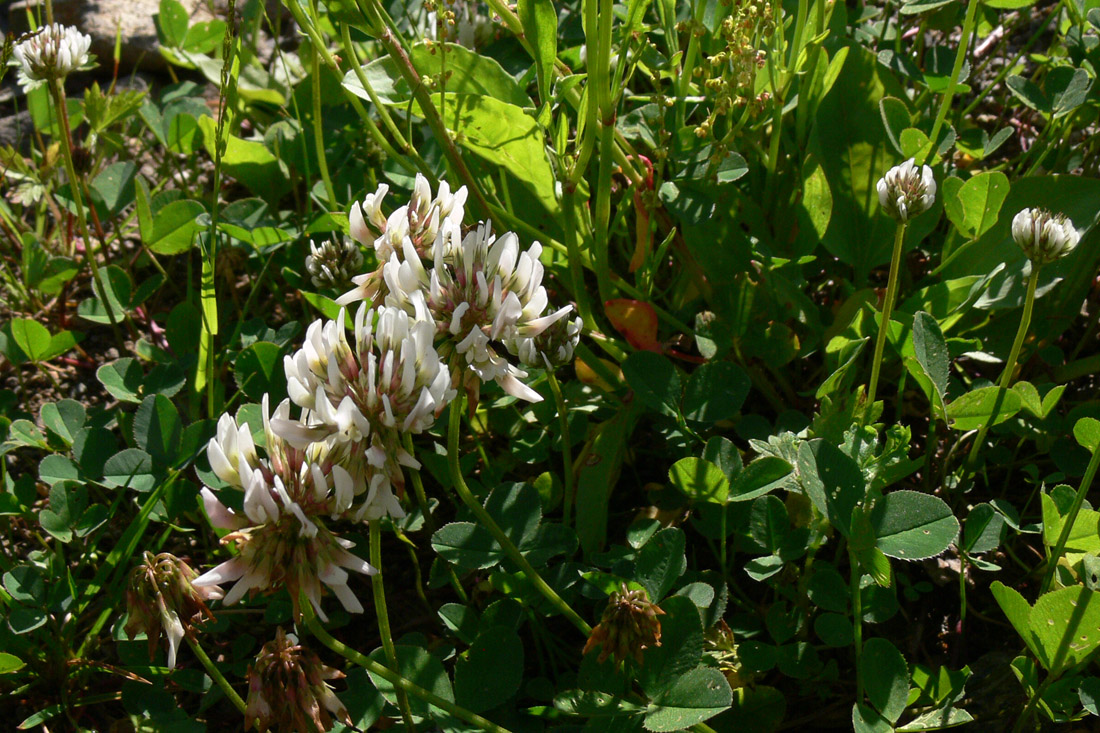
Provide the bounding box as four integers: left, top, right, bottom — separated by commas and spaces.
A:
97, 358, 144, 403
870, 490, 958, 560
815, 613, 854, 647
622, 351, 681, 417
983, 0, 1038, 7
682, 361, 750, 422
518, 0, 557, 108
863, 638, 910, 723
233, 341, 286, 402
147, 199, 205, 255
410, 43, 530, 108
0, 652, 24, 674
40, 400, 86, 445
992, 583, 1100, 674
644, 666, 732, 732
554, 690, 643, 717
132, 395, 182, 469
38, 455, 79, 486
1049, 67, 1092, 118
432, 522, 502, 571
9, 318, 51, 362
963, 502, 1006, 555
749, 495, 788, 554
635, 528, 687, 603
637, 596, 704, 698
197, 115, 289, 200
1005, 74, 1049, 113
454, 626, 524, 713
946, 386, 1022, 431
879, 96, 911, 155
703, 436, 743, 482
1074, 417, 1100, 453
798, 440, 866, 536
156, 0, 190, 47
911, 310, 949, 415
668, 458, 729, 504
729, 457, 793, 503
367, 645, 454, 719
1079, 677, 1100, 716
102, 449, 156, 493
485, 482, 542, 548
943, 171, 1010, 240
90, 161, 137, 217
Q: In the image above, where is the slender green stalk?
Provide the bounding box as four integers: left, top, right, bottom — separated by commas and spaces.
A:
370, 519, 417, 731
546, 369, 575, 530
402, 432, 436, 533
49, 80, 122, 345
965, 265, 1040, 470
447, 396, 592, 635
561, 187, 596, 332
187, 637, 247, 715
301, 603, 514, 733
849, 549, 864, 706
866, 222, 908, 415
1041, 445, 1100, 593
924, 0, 979, 165
310, 45, 337, 208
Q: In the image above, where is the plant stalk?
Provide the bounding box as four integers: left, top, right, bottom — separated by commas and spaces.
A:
924, 0, 979, 164
866, 222, 908, 415
187, 636, 248, 716
447, 395, 591, 635
370, 519, 417, 731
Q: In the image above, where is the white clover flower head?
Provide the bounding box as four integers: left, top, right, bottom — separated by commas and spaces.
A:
278, 306, 455, 520
382, 221, 572, 402
517, 314, 583, 369
196, 397, 375, 621
12, 24, 92, 92
347, 175, 468, 261
306, 237, 364, 290
1011, 207, 1080, 264
877, 158, 936, 223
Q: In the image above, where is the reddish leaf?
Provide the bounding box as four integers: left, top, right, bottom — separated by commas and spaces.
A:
605, 299, 661, 352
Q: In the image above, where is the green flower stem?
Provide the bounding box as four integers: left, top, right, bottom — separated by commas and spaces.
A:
447, 394, 592, 636
370, 519, 417, 732
186, 636, 247, 715
965, 265, 1040, 470
849, 548, 864, 706
924, 0, 979, 165
402, 432, 436, 534
301, 602, 513, 733
309, 43, 337, 208
49, 80, 122, 346
562, 187, 596, 332
546, 369, 575, 530
866, 221, 908, 415
1041, 443, 1100, 593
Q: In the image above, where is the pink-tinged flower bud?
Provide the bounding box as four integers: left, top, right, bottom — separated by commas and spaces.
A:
877, 158, 936, 223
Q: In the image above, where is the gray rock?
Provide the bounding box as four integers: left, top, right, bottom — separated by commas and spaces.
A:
0, 111, 32, 155
9, 0, 215, 74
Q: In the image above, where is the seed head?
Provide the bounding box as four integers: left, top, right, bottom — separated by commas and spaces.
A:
245, 628, 351, 733
582, 584, 666, 666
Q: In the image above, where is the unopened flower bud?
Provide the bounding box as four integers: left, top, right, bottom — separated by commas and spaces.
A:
124, 552, 223, 669
877, 158, 936, 223
582, 584, 666, 666
305, 237, 364, 290
246, 628, 351, 733
1011, 207, 1080, 264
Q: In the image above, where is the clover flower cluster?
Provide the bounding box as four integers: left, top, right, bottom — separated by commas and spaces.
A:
877, 158, 937, 223
12, 24, 91, 92
192, 176, 578, 623
1011, 207, 1080, 264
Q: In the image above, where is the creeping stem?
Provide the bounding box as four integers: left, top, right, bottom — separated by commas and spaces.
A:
447, 395, 592, 635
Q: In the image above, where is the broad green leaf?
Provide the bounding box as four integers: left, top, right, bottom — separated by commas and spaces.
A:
102, 449, 157, 493
897, 704, 973, 731
637, 596, 704, 698
9, 318, 51, 362
870, 490, 958, 560
39, 400, 85, 445
879, 95, 911, 154
485, 482, 542, 548
729, 457, 792, 502
233, 341, 286, 402
852, 703, 894, 733
912, 311, 949, 413
432, 522, 502, 570
90, 161, 137, 217
454, 626, 524, 713
1049, 67, 1092, 118
97, 358, 144, 402
644, 666, 732, 732
946, 386, 1022, 431
964, 503, 1006, 555
0, 652, 24, 674
576, 403, 640, 554
815, 613, 854, 647
1075, 417, 1100, 453
1040, 493, 1100, 565
682, 361, 750, 422
635, 528, 687, 603
554, 690, 643, 717
983, 0, 1038, 7
1005, 75, 1049, 113
156, 0, 190, 47
944, 171, 1009, 240
133, 395, 183, 468
1030, 586, 1100, 673
1079, 677, 1100, 716
622, 351, 681, 417
410, 43, 530, 108
197, 115, 289, 200
798, 440, 866, 536
863, 638, 910, 724
703, 436, 743, 482
748, 495, 788, 554
147, 199, 204, 255
668, 458, 729, 504
39, 455, 79, 486
367, 645, 454, 718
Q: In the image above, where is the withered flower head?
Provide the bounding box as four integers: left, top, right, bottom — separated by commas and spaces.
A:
246, 628, 351, 733
582, 583, 666, 666
124, 552, 223, 669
